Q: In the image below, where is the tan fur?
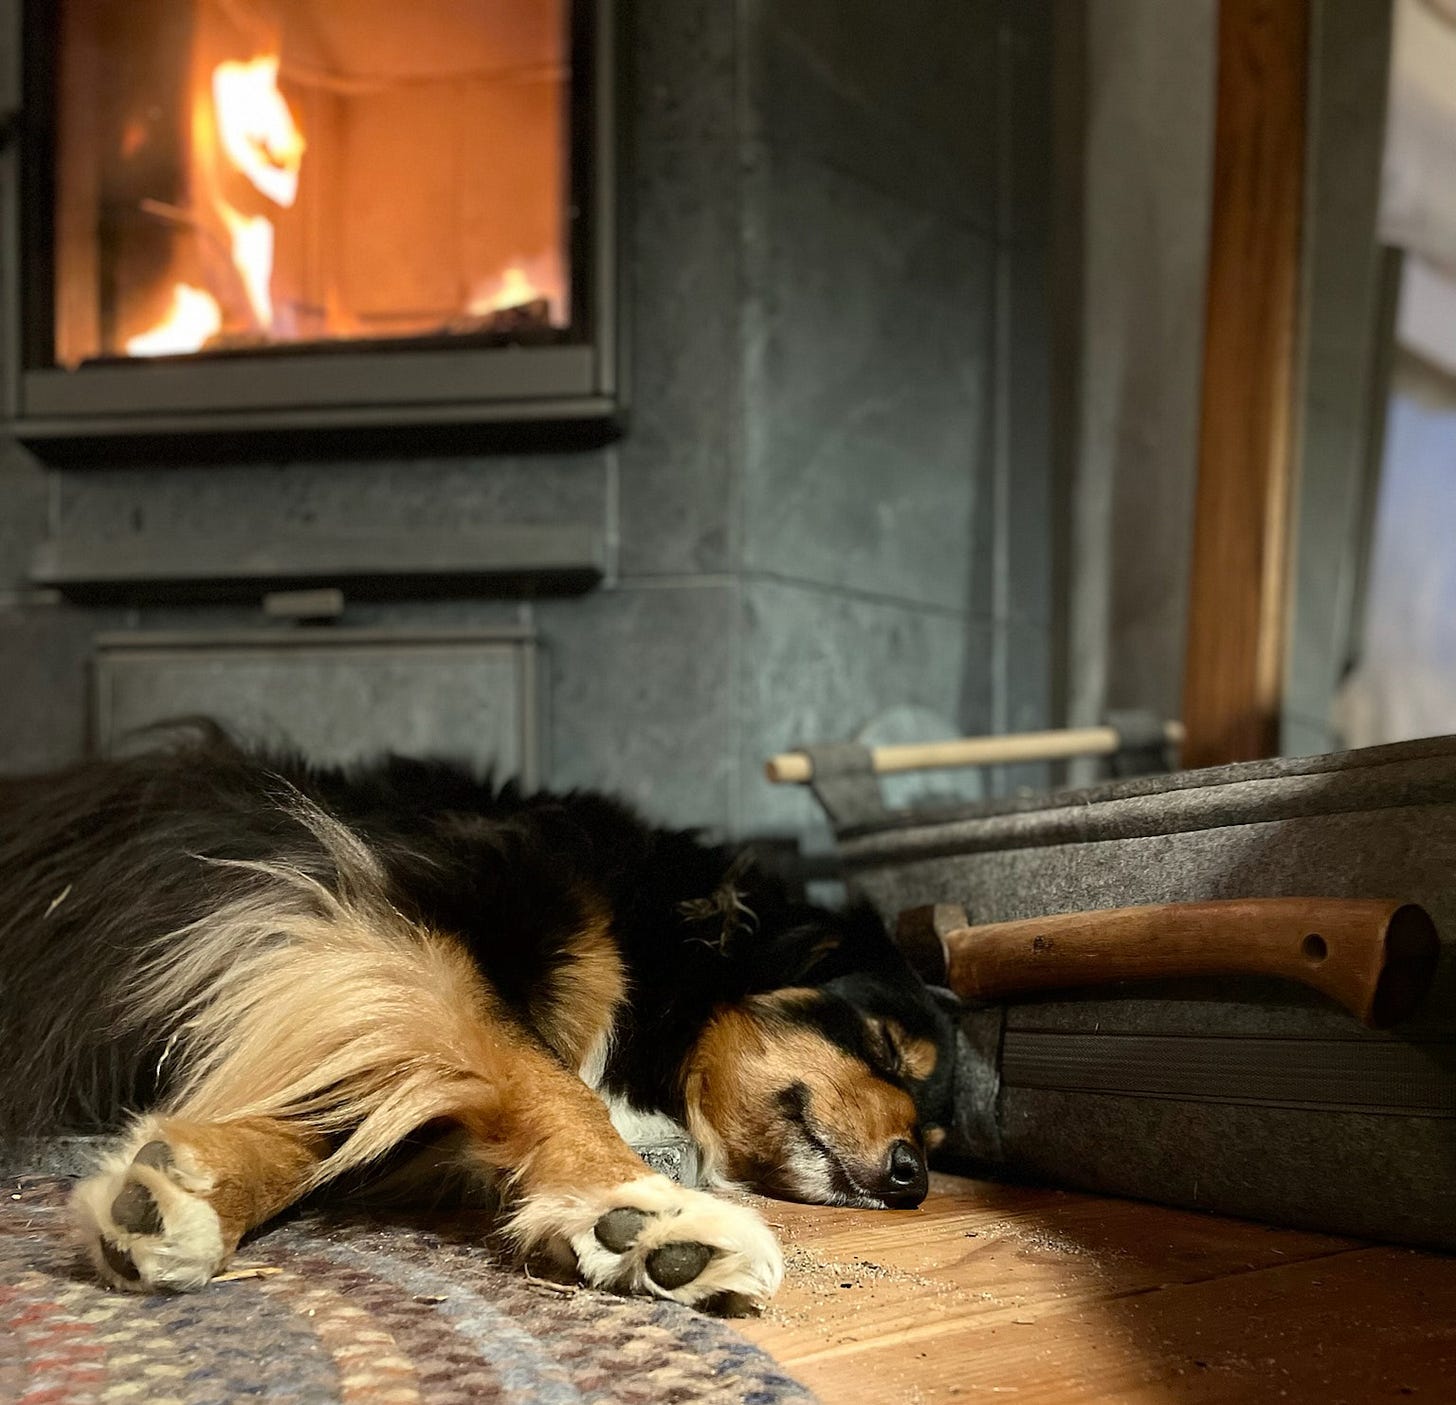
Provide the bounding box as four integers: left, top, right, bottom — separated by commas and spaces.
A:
142, 877, 643, 1205
454, 1027, 649, 1198
527, 896, 627, 1072
68, 788, 786, 1305
682, 991, 920, 1205
117, 799, 551, 1189
147, 1116, 329, 1249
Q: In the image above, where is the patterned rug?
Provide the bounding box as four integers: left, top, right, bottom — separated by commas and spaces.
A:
0, 1176, 817, 1404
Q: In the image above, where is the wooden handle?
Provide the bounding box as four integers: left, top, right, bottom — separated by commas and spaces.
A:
895, 899, 1440, 1029
765, 723, 1185, 784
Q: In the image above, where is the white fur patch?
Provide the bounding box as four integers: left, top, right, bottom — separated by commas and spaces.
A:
506, 1173, 783, 1308
577, 1029, 613, 1090
602, 1093, 693, 1147
70, 1119, 227, 1292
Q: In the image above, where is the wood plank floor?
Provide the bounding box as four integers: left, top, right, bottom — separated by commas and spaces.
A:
736, 1173, 1456, 1404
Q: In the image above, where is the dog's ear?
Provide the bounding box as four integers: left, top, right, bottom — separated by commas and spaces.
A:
743, 900, 892, 989
774, 901, 903, 986
750, 921, 845, 985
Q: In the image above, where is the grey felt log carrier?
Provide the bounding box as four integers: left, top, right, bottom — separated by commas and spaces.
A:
802, 735, 1456, 1250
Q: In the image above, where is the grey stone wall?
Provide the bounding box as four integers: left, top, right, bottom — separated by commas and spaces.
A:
1062, 0, 1216, 775
0, 0, 1057, 839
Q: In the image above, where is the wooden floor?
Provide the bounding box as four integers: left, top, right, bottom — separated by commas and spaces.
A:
736, 1173, 1456, 1404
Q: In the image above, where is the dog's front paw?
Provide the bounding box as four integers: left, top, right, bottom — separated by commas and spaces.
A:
508, 1174, 783, 1310
71, 1129, 228, 1292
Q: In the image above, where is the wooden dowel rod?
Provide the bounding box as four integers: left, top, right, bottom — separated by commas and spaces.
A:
764, 722, 1186, 785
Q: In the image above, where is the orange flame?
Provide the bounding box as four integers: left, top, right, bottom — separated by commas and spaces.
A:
211, 55, 305, 209
124, 50, 303, 355
124, 283, 223, 357
219, 203, 276, 329
469, 265, 539, 315
208, 52, 303, 335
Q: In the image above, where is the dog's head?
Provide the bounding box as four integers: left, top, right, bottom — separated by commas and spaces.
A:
679, 897, 960, 1208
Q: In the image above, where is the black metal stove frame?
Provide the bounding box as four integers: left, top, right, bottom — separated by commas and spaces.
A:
0, 0, 625, 462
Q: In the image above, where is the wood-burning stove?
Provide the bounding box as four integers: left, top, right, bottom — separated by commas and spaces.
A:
1, 0, 623, 461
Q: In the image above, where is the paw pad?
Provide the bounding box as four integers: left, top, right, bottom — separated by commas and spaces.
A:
646, 1241, 713, 1289
72, 1132, 227, 1293
99, 1237, 140, 1283
133, 1140, 175, 1171
509, 1175, 784, 1307
110, 1182, 163, 1235
594, 1208, 649, 1253
591, 1206, 716, 1289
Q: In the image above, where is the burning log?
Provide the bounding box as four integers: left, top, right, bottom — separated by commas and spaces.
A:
444, 297, 554, 339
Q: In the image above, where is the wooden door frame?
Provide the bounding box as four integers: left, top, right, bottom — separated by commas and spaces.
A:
1180, 0, 1311, 770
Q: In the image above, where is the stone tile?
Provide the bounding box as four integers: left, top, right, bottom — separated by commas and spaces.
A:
130, 598, 528, 634
1076, 0, 1214, 728
742, 147, 993, 611
958, 614, 998, 736
957, 618, 1058, 800
0, 603, 119, 771
742, 0, 999, 233
0, 444, 50, 593
999, 617, 1055, 792
534, 583, 737, 831
737, 576, 969, 838
1002, 0, 1055, 246
630, 0, 738, 150
1103, 617, 1185, 727
617, 138, 741, 577
51, 453, 609, 543
95, 630, 534, 777
1004, 236, 1056, 626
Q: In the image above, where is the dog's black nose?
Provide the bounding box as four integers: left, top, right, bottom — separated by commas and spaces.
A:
883, 1140, 928, 1206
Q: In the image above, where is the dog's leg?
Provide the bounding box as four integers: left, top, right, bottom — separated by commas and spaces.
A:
72, 1114, 327, 1292
456, 1039, 784, 1310
71, 1047, 782, 1307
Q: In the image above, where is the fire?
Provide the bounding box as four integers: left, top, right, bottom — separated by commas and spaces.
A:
467, 250, 566, 323
210, 55, 305, 209
470, 266, 540, 316
105, 25, 565, 362
219, 203, 276, 329
123, 49, 302, 355
207, 51, 303, 336
124, 283, 222, 357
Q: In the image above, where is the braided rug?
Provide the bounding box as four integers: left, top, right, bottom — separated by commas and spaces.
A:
0, 1176, 817, 1405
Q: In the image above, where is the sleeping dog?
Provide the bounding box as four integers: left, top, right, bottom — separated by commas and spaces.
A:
0, 726, 957, 1310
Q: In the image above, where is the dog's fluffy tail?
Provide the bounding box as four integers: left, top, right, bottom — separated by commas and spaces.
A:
123, 794, 518, 1188
0, 738, 510, 1184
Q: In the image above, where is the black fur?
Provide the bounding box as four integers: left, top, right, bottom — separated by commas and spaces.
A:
0, 726, 957, 1148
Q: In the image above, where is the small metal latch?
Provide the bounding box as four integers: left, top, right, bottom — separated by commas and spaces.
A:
262, 588, 345, 622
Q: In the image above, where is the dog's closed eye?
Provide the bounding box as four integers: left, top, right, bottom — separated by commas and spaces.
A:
865, 1016, 937, 1083
863, 1016, 905, 1075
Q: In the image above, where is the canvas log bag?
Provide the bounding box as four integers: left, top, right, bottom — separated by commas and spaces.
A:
810, 735, 1456, 1250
